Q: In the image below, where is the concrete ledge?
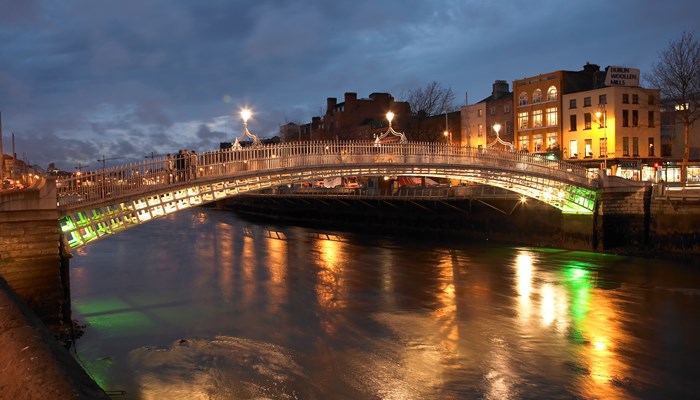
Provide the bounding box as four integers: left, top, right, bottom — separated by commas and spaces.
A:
0, 278, 108, 400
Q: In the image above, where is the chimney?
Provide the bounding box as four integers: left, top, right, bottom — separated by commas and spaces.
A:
326, 98, 337, 115
583, 62, 600, 73
492, 80, 510, 99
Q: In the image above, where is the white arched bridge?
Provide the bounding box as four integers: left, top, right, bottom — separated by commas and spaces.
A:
57, 141, 599, 249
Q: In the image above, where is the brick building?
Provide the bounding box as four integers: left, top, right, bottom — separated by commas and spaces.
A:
313, 92, 411, 141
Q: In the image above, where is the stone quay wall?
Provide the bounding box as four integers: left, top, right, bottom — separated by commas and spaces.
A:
0, 178, 66, 326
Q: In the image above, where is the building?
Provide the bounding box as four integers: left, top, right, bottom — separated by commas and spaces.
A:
313, 92, 411, 141
462, 80, 513, 150
562, 86, 661, 180
513, 63, 606, 154
660, 101, 700, 182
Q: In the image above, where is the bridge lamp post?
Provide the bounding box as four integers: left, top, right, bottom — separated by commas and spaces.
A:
493, 123, 502, 140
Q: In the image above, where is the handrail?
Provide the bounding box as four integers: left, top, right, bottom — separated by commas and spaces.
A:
56, 141, 595, 208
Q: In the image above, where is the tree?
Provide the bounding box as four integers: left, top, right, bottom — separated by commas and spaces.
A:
401, 81, 458, 141
646, 31, 700, 184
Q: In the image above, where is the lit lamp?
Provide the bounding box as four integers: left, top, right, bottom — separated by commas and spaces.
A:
233, 108, 261, 149
493, 123, 501, 138
374, 111, 407, 144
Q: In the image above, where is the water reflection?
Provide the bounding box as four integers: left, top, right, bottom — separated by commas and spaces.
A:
69, 209, 700, 399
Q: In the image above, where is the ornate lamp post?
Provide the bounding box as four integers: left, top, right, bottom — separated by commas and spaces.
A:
374, 111, 407, 145
232, 108, 261, 150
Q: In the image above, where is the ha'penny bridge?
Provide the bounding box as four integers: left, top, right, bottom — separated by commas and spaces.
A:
54, 141, 598, 250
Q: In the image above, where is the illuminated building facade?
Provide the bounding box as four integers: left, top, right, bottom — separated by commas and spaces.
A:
562, 86, 661, 180
462, 80, 513, 150
513, 63, 606, 155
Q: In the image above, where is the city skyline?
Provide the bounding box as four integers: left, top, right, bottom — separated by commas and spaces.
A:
0, 0, 698, 170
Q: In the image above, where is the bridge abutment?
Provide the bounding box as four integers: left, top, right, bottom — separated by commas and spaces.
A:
0, 177, 68, 326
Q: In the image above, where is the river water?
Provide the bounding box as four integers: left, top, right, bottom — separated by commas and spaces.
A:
69, 207, 700, 399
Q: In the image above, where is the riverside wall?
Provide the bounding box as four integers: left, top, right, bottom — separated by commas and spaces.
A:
0, 178, 67, 326
0, 179, 107, 399
223, 182, 700, 259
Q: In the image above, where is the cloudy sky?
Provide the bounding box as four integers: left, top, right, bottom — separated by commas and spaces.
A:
0, 0, 697, 171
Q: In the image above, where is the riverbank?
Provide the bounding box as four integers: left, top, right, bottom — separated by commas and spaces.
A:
0, 278, 108, 400
221, 194, 700, 263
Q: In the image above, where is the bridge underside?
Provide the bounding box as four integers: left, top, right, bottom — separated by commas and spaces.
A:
59, 163, 597, 249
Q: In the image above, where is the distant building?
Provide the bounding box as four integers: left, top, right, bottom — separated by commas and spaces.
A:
312, 92, 411, 141
462, 80, 513, 150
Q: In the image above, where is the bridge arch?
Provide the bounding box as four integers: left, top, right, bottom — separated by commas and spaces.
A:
57, 141, 599, 249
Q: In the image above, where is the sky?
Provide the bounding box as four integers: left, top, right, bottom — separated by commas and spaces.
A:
0, 0, 698, 171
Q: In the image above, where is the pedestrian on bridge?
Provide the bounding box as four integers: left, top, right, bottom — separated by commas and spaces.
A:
176, 150, 186, 182
190, 150, 198, 180
166, 154, 175, 184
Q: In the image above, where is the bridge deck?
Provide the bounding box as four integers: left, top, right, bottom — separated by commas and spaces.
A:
55, 141, 599, 249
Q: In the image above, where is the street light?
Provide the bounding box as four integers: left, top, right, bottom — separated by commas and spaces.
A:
386, 111, 394, 128
232, 108, 261, 150
493, 123, 501, 138
595, 107, 607, 171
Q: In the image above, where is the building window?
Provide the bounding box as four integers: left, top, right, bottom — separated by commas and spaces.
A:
622, 110, 629, 127
632, 110, 638, 127
599, 137, 607, 158
547, 131, 558, 150
533, 89, 542, 104
623, 94, 629, 104
623, 137, 630, 156
546, 107, 558, 126
490, 106, 496, 115
547, 86, 558, 101
632, 94, 639, 104
504, 103, 511, 113
519, 93, 528, 106
477, 109, 482, 117
570, 115, 577, 131
585, 139, 592, 157
518, 112, 528, 129
584, 113, 592, 129
648, 137, 655, 156
519, 136, 529, 152
633, 137, 639, 156
505, 121, 513, 135
569, 140, 578, 158
533, 110, 543, 127
569, 99, 577, 109
648, 111, 655, 127
648, 94, 655, 105
533, 134, 544, 152
584, 97, 591, 107
478, 124, 483, 137
599, 94, 607, 105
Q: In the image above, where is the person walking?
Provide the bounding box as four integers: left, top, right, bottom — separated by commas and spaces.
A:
190, 150, 198, 180
166, 154, 175, 184
176, 149, 185, 182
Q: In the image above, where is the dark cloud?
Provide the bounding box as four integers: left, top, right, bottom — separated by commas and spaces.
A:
1, 0, 698, 171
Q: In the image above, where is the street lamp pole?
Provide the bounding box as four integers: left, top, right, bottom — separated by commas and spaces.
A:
596, 106, 607, 171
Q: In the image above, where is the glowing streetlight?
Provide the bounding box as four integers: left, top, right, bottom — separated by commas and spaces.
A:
232, 108, 260, 149
493, 123, 501, 138
386, 111, 394, 127
241, 109, 251, 123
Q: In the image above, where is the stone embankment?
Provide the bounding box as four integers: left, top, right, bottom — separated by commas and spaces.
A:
0, 278, 108, 399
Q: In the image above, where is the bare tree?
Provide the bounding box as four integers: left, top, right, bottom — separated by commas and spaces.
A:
404, 81, 457, 116
401, 81, 457, 141
646, 31, 700, 184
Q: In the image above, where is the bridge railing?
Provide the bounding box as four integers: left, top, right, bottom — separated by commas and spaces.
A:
56, 141, 594, 208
